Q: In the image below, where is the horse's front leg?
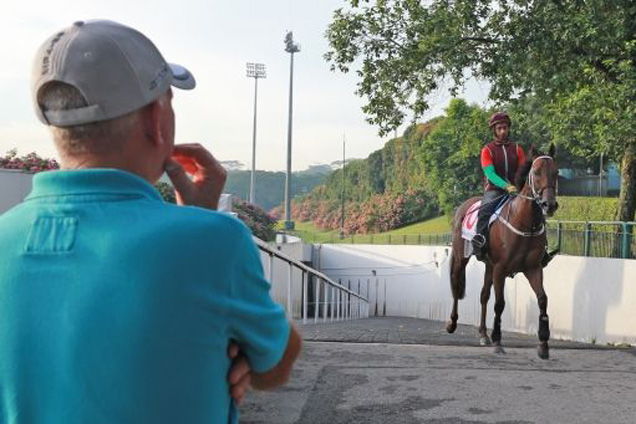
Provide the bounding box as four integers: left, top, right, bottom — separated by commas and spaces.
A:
478, 264, 494, 345
491, 266, 507, 354
524, 267, 550, 359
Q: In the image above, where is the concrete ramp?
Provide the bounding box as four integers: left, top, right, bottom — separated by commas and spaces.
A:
241, 317, 636, 424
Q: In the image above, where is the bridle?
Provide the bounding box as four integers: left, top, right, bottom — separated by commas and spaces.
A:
497, 155, 556, 237
528, 156, 556, 204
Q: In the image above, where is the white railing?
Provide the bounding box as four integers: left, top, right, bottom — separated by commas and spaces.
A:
254, 238, 369, 323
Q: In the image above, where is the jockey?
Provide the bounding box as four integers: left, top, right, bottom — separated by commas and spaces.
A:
472, 112, 526, 259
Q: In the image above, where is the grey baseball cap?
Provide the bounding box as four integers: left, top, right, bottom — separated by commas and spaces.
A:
31, 20, 196, 127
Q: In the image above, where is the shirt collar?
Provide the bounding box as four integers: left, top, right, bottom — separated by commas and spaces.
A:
493, 139, 511, 146
27, 168, 163, 202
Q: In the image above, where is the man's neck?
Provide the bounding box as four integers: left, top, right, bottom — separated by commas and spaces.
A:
60, 154, 159, 184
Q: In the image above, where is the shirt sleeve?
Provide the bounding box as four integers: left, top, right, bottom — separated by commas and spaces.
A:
517, 144, 526, 167
226, 224, 290, 373
483, 165, 510, 189
480, 146, 494, 168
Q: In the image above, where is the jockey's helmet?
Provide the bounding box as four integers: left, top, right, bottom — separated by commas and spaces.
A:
488, 112, 511, 128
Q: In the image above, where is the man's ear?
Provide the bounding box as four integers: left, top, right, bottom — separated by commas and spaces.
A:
142, 98, 165, 147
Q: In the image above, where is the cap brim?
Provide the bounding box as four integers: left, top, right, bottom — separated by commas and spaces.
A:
169, 63, 196, 90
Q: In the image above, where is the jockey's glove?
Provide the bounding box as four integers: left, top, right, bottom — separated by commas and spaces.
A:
505, 185, 518, 195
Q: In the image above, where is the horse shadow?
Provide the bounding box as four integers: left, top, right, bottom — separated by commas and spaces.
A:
520, 256, 625, 344
570, 257, 624, 344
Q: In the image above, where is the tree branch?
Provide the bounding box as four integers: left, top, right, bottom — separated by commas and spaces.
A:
459, 37, 498, 44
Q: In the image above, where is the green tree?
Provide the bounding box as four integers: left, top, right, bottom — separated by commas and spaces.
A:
420, 99, 489, 215
506, 96, 598, 172
224, 169, 329, 211
326, 0, 636, 221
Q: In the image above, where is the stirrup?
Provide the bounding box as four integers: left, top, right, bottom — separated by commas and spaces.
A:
472, 234, 486, 248
541, 248, 559, 268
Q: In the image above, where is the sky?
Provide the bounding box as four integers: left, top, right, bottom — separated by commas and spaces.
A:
0, 1, 490, 172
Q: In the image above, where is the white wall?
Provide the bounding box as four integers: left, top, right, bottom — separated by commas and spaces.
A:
316, 244, 636, 345
0, 170, 33, 214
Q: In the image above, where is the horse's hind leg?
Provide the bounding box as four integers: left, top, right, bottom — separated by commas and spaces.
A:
446, 250, 468, 334
478, 264, 494, 345
524, 267, 550, 359
491, 267, 507, 354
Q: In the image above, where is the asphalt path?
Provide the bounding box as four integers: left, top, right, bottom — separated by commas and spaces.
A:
240, 317, 636, 424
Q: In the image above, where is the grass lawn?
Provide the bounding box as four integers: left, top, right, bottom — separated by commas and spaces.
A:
383, 215, 452, 235
286, 214, 452, 244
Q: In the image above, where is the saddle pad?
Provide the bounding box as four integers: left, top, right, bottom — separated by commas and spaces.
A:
461, 200, 507, 241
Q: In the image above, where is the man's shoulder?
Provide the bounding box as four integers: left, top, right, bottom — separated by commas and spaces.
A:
482, 142, 495, 154
0, 201, 34, 228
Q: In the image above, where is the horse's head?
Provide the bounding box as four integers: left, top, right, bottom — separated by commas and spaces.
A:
528, 144, 559, 217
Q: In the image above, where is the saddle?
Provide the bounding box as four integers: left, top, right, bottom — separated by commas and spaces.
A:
461, 199, 508, 242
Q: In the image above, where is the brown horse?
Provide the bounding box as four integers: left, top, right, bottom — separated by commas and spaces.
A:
446, 145, 559, 359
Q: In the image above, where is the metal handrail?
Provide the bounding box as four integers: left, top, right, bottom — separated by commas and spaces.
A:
254, 238, 369, 323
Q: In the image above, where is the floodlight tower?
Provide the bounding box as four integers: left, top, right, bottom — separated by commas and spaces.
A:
283, 31, 300, 231
246, 62, 266, 204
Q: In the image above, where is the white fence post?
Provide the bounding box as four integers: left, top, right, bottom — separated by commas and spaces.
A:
287, 263, 293, 316
302, 271, 307, 324
268, 254, 274, 283
314, 276, 320, 323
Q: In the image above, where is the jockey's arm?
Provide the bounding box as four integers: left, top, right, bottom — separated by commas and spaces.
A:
517, 145, 526, 167
481, 147, 510, 190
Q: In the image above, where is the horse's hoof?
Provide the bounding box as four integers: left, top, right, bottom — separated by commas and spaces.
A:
538, 343, 550, 360
493, 342, 505, 354
446, 321, 457, 334
479, 336, 492, 346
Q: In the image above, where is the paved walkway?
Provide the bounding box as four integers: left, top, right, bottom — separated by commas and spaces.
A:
296, 316, 605, 349
241, 317, 636, 424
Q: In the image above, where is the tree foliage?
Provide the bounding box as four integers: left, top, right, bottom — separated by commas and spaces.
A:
420, 99, 489, 215
319, 121, 436, 202
224, 168, 329, 211
298, 121, 440, 233
326, 0, 636, 220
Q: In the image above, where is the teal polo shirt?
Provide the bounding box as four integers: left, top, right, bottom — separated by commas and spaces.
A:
0, 169, 290, 424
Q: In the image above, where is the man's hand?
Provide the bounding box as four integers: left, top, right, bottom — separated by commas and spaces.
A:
227, 342, 251, 404
505, 185, 518, 195
164, 143, 227, 210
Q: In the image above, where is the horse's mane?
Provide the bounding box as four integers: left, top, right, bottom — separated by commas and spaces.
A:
515, 147, 543, 190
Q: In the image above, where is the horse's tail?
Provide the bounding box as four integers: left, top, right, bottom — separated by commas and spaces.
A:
449, 248, 466, 300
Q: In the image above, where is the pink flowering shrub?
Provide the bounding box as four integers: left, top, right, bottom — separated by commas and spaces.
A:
0, 149, 59, 173
233, 199, 278, 241
268, 206, 282, 221
293, 188, 437, 235
156, 184, 276, 241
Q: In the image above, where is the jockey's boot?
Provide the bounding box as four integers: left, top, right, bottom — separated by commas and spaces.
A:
541, 247, 559, 268
471, 234, 487, 260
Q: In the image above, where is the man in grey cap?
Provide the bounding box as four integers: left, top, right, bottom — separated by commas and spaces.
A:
0, 20, 301, 424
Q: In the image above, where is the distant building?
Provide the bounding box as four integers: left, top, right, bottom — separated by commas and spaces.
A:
557, 165, 620, 197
